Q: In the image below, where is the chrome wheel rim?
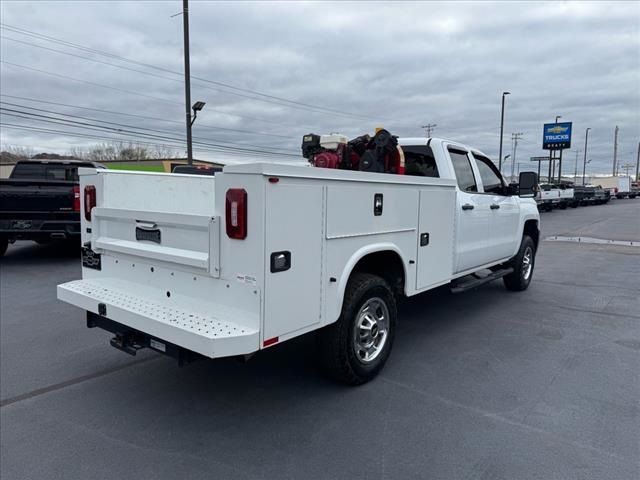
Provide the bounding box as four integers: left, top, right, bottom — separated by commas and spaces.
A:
353, 297, 389, 364
522, 246, 533, 281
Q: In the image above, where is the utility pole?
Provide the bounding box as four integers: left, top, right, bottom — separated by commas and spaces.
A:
636, 141, 640, 181
573, 149, 581, 182
498, 91, 510, 173
421, 124, 437, 138
620, 164, 635, 176
612, 125, 619, 176
182, 0, 194, 165
511, 132, 523, 181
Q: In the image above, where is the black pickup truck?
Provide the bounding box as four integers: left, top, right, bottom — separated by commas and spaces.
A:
0, 159, 104, 256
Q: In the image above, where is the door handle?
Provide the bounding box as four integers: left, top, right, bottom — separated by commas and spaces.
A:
462, 204, 474, 210
490, 204, 500, 210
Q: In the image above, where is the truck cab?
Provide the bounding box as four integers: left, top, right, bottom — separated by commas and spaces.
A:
58, 138, 539, 384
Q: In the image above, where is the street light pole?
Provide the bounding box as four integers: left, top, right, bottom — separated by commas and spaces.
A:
612, 125, 619, 176
582, 127, 590, 186
182, 0, 194, 165
498, 92, 510, 173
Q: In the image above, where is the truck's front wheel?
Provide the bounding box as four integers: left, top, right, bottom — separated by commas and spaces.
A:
318, 273, 396, 385
503, 235, 536, 291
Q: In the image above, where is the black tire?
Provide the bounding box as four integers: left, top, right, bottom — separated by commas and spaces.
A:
560, 202, 568, 210
503, 235, 536, 292
0, 236, 8, 257
318, 273, 396, 385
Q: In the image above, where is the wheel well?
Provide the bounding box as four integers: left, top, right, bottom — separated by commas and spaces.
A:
350, 250, 405, 296
524, 220, 540, 250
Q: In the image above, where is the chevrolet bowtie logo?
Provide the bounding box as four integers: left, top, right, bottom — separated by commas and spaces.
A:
547, 125, 568, 134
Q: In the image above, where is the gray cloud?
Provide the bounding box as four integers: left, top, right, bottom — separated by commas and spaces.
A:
1, 0, 638, 173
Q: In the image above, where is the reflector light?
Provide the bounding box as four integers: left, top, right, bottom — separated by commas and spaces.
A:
72, 185, 81, 212
226, 188, 247, 239
263, 336, 279, 347
84, 185, 96, 221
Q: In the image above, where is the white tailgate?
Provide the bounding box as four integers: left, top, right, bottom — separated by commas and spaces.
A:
90, 171, 219, 274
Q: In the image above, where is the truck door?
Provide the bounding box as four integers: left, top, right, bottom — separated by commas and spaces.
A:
472, 153, 520, 261
448, 148, 494, 273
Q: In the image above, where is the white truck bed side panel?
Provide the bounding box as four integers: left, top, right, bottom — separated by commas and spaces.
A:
215, 173, 266, 291
263, 181, 324, 341
416, 188, 456, 290
326, 184, 418, 238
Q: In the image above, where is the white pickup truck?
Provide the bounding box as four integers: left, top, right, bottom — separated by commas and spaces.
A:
58, 138, 540, 384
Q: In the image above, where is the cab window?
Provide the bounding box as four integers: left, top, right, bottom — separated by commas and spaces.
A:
403, 145, 439, 177
473, 154, 504, 195
449, 149, 477, 192
46, 166, 79, 181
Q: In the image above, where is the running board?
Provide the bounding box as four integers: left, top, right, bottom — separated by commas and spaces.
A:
450, 267, 514, 293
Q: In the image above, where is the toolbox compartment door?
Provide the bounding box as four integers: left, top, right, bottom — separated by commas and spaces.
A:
263, 183, 324, 341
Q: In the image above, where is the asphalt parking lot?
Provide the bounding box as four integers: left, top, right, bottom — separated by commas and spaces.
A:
1, 200, 639, 480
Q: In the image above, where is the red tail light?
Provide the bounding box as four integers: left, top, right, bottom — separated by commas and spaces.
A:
226, 188, 247, 239
72, 185, 81, 212
84, 185, 96, 221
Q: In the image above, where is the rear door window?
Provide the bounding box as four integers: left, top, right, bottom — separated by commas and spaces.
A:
449, 149, 477, 192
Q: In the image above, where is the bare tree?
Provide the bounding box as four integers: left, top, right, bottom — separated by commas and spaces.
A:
66, 141, 182, 161
0, 145, 35, 161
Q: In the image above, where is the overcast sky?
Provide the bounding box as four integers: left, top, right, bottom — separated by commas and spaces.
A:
1, 1, 639, 174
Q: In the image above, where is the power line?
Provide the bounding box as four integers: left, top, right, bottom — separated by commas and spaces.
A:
0, 23, 372, 120
1, 60, 181, 106
0, 94, 293, 139
0, 101, 299, 154
0, 110, 300, 157
1, 34, 365, 121
0, 123, 298, 160
0, 61, 306, 128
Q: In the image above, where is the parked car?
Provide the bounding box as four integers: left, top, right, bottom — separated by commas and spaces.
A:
536, 183, 560, 211
592, 185, 609, 205
557, 183, 577, 208
0, 159, 104, 256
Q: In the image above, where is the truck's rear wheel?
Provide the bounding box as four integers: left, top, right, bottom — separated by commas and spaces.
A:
0, 237, 8, 257
318, 273, 396, 385
503, 235, 536, 292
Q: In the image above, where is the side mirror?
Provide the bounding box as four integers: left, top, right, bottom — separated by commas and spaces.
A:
506, 182, 519, 196
518, 171, 538, 197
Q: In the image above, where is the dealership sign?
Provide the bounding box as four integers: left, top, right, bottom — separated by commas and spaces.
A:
542, 122, 572, 150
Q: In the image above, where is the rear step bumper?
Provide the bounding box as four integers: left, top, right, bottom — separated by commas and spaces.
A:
58, 279, 260, 359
